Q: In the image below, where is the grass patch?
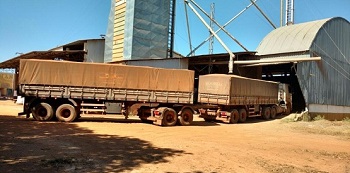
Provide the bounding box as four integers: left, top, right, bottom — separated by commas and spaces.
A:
281, 114, 350, 138
287, 120, 350, 138
313, 115, 325, 121
343, 117, 350, 122
280, 117, 295, 123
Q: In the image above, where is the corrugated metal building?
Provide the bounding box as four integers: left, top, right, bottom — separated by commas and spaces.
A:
256, 17, 350, 119
51, 39, 105, 63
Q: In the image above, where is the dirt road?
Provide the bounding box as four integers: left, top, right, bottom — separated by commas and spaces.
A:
1, 100, 350, 173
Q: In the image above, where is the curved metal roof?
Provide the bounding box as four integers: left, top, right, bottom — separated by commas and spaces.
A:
256, 18, 333, 55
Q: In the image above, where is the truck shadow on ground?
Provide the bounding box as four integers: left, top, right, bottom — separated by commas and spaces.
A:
203, 114, 289, 125
188, 120, 221, 126
75, 114, 289, 126
75, 115, 221, 127
0, 115, 191, 173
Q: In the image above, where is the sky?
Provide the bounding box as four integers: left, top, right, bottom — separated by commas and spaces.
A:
1, 0, 350, 63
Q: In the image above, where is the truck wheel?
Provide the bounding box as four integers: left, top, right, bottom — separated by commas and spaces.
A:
179, 108, 193, 126
138, 108, 151, 123
270, 106, 277, 119
229, 109, 239, 124
162, 108, 177, 126
262, 107, 271, 120
56, 104, 77, 122
32, 102, 54, 121
238, 109, 247, 123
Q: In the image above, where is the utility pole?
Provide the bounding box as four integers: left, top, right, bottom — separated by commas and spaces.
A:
209, 3, 215, 55
184, 0, 235, 73
280, 0, 283, 27
208, 3, 215, 74
167, 0, 176, 58
285, 0, 294, 25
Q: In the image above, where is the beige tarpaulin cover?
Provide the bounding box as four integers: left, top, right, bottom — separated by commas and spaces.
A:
199, 74, 278, 97
19, 59, 194, 92
0, 73, 14, 88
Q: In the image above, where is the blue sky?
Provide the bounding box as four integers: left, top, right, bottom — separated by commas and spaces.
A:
0, 0, 110, 62
1, 0, 350, 63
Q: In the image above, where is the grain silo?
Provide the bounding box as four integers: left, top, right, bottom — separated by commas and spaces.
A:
104, 0, 174, 63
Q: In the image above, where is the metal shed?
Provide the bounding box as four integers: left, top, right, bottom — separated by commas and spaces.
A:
255, 17, 350, 120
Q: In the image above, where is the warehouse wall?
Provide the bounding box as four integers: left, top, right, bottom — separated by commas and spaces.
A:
86, 40, 105, 63
297, 17, 350, 117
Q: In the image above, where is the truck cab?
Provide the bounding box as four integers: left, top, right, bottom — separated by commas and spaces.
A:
278, 83, 292, 114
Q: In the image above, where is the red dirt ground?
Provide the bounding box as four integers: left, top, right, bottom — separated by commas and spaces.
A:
0, 100, 349, 173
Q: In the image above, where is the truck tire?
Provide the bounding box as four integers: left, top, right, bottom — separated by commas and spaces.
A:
56, 104, 77, 122
238, 109, 247, 123
229, 109, 239, 124
162, 108, 177, 126
262, 107, 271, 120
138, 108, 152, 123
178, 108, 193, 126
270, 106, 277, 119
32, 102, 54, 121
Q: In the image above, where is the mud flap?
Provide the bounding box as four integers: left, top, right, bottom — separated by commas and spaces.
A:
153, 118, 163, 126
148, 108, 163, 126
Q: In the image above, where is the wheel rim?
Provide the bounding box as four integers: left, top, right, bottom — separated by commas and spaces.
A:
165, 111, 175, 123
266, 109, 271, 117
271, 108, 276, 118
60, 109, 71, 118
183, 114, 189, 121
182, 112, 190, 122
242, 112, 246, 119
37, 107, 47, 117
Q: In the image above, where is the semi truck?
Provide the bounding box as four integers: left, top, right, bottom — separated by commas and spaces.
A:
18, 59, 196, 126
17, 59, 291, 126
197, 74, 292, 123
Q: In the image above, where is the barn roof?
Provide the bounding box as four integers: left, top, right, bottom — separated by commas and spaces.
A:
256, 18, 332, 55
